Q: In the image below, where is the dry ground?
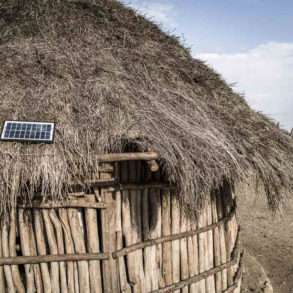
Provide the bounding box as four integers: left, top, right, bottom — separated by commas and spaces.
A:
237, 185, 293, 293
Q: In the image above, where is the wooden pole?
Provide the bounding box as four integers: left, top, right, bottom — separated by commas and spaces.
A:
142, 187, 152, 292
28, 216, 43, 293
180, 208, 189, 293
19, 209, 36, 293
206, 195, 216, 293
68, 208, 90, 293
49, 210, 68, 293
216, 192, 228, 290
0, 221, 6, 292
198, 203, 207, 293
34, 210, 53, 293
9, 211, 25, 293
2, 220, 16, 293
59, 209, 78, 293
211, 192, 222, 293
100, 163, 120, 293
121, 161, 141, 292
115, 188, 131, 293
85, 194, 103, 293
130, 161, 146, 292
42, 209, 60, 293
161, 190, 172, 286
190, 212, 200, 292
171, 196, 180, 293
96, 152, 159, 162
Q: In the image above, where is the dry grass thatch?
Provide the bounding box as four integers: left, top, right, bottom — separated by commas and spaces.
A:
0, 0, 293, 214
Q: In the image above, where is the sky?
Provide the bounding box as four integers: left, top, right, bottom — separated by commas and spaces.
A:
120, 0, 293, 130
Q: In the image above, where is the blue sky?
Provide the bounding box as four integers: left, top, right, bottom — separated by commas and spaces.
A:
121, 0, 293, 130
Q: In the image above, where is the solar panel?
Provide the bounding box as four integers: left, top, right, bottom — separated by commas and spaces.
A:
1, 121, 55, 143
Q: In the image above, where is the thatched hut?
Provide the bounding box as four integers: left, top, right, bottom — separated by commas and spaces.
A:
0, 0, 293, 292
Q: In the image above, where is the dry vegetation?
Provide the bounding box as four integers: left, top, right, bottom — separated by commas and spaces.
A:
0, 0, 293, 216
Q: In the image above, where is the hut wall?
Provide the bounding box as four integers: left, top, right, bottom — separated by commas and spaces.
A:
0, 160, 242, 292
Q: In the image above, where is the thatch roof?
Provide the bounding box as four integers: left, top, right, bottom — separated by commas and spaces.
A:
0, 0, 293, 213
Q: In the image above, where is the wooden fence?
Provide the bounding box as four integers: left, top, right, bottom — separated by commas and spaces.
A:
0, 159, 242, 292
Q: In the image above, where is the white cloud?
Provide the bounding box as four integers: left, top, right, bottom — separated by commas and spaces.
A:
121, 0, 176, 29
196, 42, 293, 130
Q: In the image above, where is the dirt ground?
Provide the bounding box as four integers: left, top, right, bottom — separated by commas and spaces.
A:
237, 184, 293, 293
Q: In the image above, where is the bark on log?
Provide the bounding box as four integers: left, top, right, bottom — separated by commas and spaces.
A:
49, 210, 68, 293
42, 209, 60, 293
85, 195, 103, 293
2, 220, 16, 293
96, 152, 159, 162
0, 222, 6, 292
19, 209, 36, 293
9, 211, 25, 293
100, 163, 120, 293
59, 209, 78, 293
34, 210, 52, 293
171, 196, 180, 293
67, 208, 90, 293
161, 190, 172, 286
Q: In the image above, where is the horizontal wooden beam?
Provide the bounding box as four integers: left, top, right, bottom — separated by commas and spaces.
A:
96, 152, 159, 162
113, 204, 236, 258
151, 240, 244, 293
69, 178, 118, 191
151, 254, 243, 293
115, 183, 175, 191
0, 253, 109, 266
18, 199, 108, 209
68, 183, 176, 197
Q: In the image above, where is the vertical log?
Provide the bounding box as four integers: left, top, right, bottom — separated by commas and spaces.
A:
49, 210, 68, 293
148, 187, 162, 291
0, 221, 6, 292
121, 161, 140, 292
85, 194, 103, 293
67, 208, 90, 293
142, 188, 152, 292
100, 163, 119, 293
180, 208, 189, 293
34, 210, 52, 293
206, 195, 216, 293
9, 211, 25, 293
161, 190, 172, 286
216, 192, 228, 290
223, 185, 234, 287
115, 188, 131, 293
189, 213, 200, 292
2, 220, 16, 293
129, 161, 145, 292
211, 192, 222, 293
19, 209, 36, 293
42, 209, 60, 293
171, 196, 180, 293
231, 191, 240, 280
28, 217, 43, 293
59, 209, 78, 293
198, 203, 207, 293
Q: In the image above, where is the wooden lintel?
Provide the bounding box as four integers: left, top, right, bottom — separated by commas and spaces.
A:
0, 253, 109, 266
96, 152, 159, 162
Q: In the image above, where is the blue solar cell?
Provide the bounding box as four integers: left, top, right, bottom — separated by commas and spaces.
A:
1, 121, 55, 143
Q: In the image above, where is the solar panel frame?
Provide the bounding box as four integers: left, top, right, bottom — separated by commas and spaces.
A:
0, 121, 55, 143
